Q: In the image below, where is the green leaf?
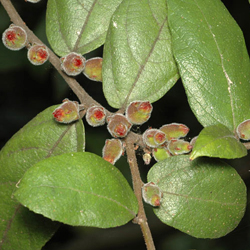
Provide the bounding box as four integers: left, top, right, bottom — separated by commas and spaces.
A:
15, 152, 138, 228
167, 0, 250, 131
190, 124, 247, 160
148, 155, 246, 238
46, 0, 123, 56
102, 0, 179, 109
0, 105, 85, 250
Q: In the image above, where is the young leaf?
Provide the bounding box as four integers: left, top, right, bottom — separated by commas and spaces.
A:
190, 124, 247, 160
147, 155, 246, 239
46, 0, 123, 56
167, 0, 250, 132
15, 152, 138, 228
102, 0, 179, 109
0, 105, 85, 250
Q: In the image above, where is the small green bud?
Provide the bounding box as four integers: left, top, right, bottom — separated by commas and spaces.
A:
142, 182, 162, 207
126, 101, 153, 125
60, 52, 86, 76
83, 57, 102, 82
160, 123, 189, 141
168, 139, 192, 155
107, 114, 132, 138
52, 99, 80, 123
236, 119, 250, 140
102, 139, 123, 165
2, 24, 27, 51
27, 44, 49, 65
86, 106, 106, 127
152, 147, 171, 162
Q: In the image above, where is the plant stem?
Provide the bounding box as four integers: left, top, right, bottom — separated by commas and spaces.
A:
125, 134, 156, 250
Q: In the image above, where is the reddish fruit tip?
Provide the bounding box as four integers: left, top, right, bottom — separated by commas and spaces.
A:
53, 108, 64, 121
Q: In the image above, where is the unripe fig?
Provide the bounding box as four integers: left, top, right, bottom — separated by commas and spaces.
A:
160, 123, 189, 141
168, 139, 192, 155
102, 139, 123, 165
27, 44, 49, 65
236, 119, 250, 140
142, 129, 166, 148
60, 52, 86, 76
107, 114, 132, 138
86, 106, 106, 127
126, 101, 153, 125
52, 99, 80, 123
83, 57, 102, 82
142, 153, 152, 165
152, 147, 171, 162
142, 182, 162, 207
2, 24, 27, 51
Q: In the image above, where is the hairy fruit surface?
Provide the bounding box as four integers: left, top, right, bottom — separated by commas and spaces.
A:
143, 129, 166, 148
102, 139, 123, 165
86, 106, 106, 127
61, 52, 86, 76
2, 25, 27, 51
107, 114, 132, 138
153, 147, 171, 162
27, 44, 49, 65
83, 57, 103, 82
52, 99, 80, 124
142, 182, 162, 207
160, 123, 189, 141
168, 139, 192, 155
126, 101, 153, 125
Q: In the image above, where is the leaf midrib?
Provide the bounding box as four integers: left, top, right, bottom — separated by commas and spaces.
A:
121, 12, 168, 109
26, 185, 136, 216
193, 0, 236, 129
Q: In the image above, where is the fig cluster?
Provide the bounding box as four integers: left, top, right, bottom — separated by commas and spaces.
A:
142, 123, 192, 163
2, 24, 50, 66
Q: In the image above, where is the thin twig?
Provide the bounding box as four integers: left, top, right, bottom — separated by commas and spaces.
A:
125, 133, 156, 250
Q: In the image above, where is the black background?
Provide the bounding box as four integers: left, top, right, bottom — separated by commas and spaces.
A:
0, 1, 250, 249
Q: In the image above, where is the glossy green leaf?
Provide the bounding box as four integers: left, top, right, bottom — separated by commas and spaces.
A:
0, 106, 85, 250
46, 0, 123, 56
190, 124, 247, 160
148, 155, 246, 238
102, 0, 179, 109
15, 152, 138, 228
167, 0, 250, 131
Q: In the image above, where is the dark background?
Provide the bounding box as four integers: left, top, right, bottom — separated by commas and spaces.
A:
1, 0, 250, 249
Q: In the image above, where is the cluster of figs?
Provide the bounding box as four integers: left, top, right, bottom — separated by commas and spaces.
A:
52, 99, 194, 165
2, 24, 102, 81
